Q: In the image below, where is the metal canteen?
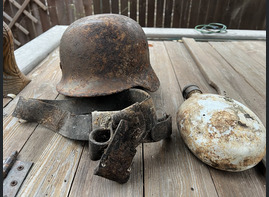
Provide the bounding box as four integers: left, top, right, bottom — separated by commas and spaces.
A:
176, 85, 266, 171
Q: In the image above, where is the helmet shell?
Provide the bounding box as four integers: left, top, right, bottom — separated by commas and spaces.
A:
57, 14, 160, 97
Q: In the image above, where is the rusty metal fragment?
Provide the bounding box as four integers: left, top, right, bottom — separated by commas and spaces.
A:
94, 120, 136, 183
3, 151, 18, 179
57, 14, 160, 97
3, 160, 33, 197
94, 106, 147, 183
89, 128, 113, 161
94, 103, 147, 183
12, 88, 172, 183
177, 85, 266, 171
13, 89, 171, 142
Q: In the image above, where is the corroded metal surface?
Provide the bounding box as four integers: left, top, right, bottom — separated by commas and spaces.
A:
177, 87, 266, 171
13, 89, 170, 142
3, 160, 33, 197
13, 88, 172, 183
57, 14, 160, 97
89, 128, 113, 161
95, 104, 147, 183
3, 151, 18, 179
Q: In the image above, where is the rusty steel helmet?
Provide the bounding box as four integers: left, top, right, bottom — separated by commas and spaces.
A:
56, 14, 160, 97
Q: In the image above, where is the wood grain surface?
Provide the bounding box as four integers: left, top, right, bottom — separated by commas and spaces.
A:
69, 145, 143, 197
182, 38, 266, 197
3, 22, 30, 97
182, 38, 266, 125
3, 40, 265, 197
209, 41, 265, 99
229, 41, 266, 68
3, 48, 60, 158
144, 41, 218, 197
3, 98, 12, 108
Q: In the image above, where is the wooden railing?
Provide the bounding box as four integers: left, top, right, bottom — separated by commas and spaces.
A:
3, 0, 266, 49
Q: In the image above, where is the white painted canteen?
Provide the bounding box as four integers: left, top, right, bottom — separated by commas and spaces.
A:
176, 85, 266, 171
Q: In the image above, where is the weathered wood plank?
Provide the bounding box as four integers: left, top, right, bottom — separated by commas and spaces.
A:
138, 0, 146, 26
102, 0, 110, 13
252, 40, 266, 48
69, 145, 143, 196
182, 38, 239, 97
147, 0, 155, 27
205, 0, 218, 24
3, 22, 31, 97
17, 135, 84, 196
182, 38, 266, 125
12, 0, 32, 47
155, 0, 163, 27
254, 0, 266, 30
120, 0, 128, 16
3, 1, 15, 26
130, 0, 137, 21
182, 39, 266, 194
93, 0, 101, 14
172, 0, 181, 28
198, 0, 210, 24
177, 39, 266, 197
180, 0, 190, 27
8, 0, 38, 23
74, 0, 85, 19
16, 94, 69, 164
3, 98, 12, 108
239, 0, 260, 29
56, 0, 70, 25
17, 92, 82, 197
199, 42, 266, 123
164, 41, 216, 94
38, 0, 51, 31
111, 0, 119, 14
229, 41, 266, 68
144, 41, 218, 196
212, 0, 224, 24
164, 0, 172, 27
188, 0, 200, 28
65, 0, 75, 23
47, 0, 59, 26
212, 41, 266, 72
3, 48, 61, 158
33, 0, 47, 11
210, 167, 266, 197
4, 18, 22, 48
3, 12, 29, 35
226, 1, 242, 29
8, 0, 30, 29
31, 1, 43, 36
18, 125, 60, 163
218, 0, 232, 28
4, 50, 66, 194
209, 41, 265, 99
83, 0, 93, 15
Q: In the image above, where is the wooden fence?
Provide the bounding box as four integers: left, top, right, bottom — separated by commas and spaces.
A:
3, 0, 266, 49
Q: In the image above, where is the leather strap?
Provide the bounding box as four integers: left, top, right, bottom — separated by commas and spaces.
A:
12, 88, 172, 183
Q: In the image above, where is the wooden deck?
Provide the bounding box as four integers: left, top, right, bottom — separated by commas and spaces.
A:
3, 38, 266, 196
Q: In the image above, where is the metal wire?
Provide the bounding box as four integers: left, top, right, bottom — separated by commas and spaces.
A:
195, 23, 227, 34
